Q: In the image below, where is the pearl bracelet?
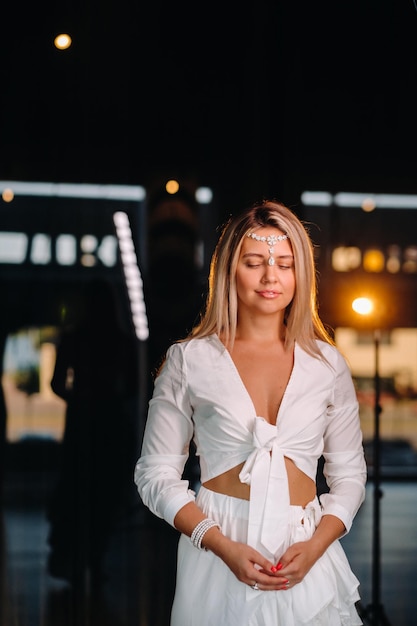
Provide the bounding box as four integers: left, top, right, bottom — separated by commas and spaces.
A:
190, 518, 221, 550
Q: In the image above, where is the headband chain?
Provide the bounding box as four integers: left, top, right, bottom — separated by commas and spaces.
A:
246, 231, 289, 266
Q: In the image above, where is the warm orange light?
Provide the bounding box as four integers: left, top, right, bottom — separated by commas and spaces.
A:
2, 188, 14, 202
361, 197, 376, 212
165, 179, 179, 194
352, 297, 373, 316
363, 249, 385, 273
54, 34, 72, 50
332, 246, 361, 272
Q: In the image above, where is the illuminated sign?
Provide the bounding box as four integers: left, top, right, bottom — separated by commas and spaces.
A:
0, 232, 118, 267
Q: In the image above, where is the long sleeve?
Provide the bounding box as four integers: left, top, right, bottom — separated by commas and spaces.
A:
319, 350, 367, 533
134, 343, 196, 527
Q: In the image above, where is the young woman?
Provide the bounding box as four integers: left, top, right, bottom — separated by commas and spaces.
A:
135, 200, 367, 625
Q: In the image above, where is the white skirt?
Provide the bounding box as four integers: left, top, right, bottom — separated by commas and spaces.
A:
171, 486, 362, 626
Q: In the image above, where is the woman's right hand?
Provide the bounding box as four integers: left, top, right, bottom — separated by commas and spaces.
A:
207, 534, 289, 591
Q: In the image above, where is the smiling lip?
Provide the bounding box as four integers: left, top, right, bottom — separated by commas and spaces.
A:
256, 290, 281, 298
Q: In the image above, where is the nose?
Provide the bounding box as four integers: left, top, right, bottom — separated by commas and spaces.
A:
261, 265, 278, 283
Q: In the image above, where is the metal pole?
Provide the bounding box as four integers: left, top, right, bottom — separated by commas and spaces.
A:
372, 328, 381, 624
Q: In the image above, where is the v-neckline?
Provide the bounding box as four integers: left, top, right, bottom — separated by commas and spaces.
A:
213, 334, 296, 426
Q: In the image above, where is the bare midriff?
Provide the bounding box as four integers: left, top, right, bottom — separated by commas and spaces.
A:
203, 457, 316, 506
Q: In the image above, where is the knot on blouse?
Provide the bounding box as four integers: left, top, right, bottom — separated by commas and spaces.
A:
239, 417, 290, 557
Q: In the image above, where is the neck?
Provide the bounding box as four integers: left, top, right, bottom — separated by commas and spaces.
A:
235, 315, 286, 345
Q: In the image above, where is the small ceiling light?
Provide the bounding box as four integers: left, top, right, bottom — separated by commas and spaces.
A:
361, 197, 376, 212
195, 187, 213, 204
165, 179, 179, 195
54, 34, 72, 50
2, 188, 14, 202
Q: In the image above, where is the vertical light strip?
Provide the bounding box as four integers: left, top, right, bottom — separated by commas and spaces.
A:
113, 211, 149, 341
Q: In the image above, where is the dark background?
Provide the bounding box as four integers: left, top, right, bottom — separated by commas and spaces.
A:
2, 1, 417, 215
1, 4, 417, 624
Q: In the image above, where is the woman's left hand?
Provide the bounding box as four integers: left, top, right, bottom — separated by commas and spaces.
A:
274, 514, 346, 589
271, 539, 320, 589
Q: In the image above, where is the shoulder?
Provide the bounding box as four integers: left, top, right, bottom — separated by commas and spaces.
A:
315, 340, 340, 360
314, 340, 355, 387
297, 340, 350, 372
166, 334, 222, 365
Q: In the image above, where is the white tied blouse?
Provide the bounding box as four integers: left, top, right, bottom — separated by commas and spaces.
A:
135, 334, 367, 559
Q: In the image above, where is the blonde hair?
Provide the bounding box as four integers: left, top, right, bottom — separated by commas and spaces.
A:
189, 199, 334, 359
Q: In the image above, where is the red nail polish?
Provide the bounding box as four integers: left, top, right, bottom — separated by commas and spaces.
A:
276, 562, 283, 571
271, 566, 277, 572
